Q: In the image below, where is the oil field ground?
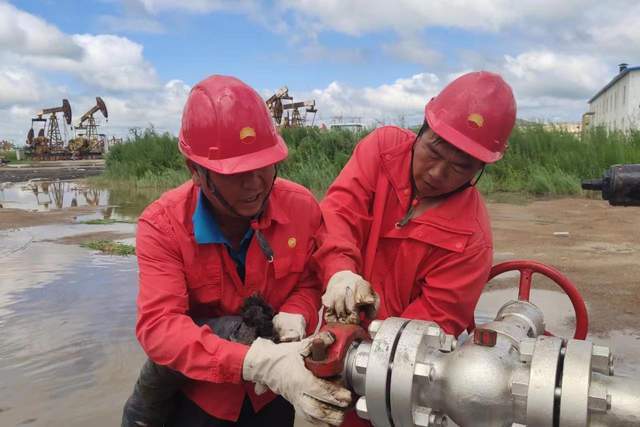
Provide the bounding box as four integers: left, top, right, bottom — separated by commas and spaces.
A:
0, 160, 104, 183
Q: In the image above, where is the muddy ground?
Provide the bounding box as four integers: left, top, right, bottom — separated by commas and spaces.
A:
0, 160, 104, 182
488, 197, 640, 334
2, 195, 638, 333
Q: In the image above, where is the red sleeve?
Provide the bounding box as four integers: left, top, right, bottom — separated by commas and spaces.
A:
312, 131, 382, 287
401, 244, 492, 337
135, 204, 248, 384
279, 200, 323, 335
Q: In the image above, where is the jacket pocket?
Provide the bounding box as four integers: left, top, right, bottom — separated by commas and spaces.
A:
189, 281, 222, 305
186, 264, 223, 306
273, 255, 305, 279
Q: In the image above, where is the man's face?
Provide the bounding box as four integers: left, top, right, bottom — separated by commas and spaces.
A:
197, 164, 276, 218
412, 128, 484, 199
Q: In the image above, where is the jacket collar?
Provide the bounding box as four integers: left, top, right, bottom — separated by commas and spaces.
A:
187, 180, 290, 234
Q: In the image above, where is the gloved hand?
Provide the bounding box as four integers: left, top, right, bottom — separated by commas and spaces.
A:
273, 312, 307, 342
322, 270, 380, 324
243, 332, 352, 426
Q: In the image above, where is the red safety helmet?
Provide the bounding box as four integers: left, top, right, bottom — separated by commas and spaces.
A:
425, 71, 516, 164
179, 75, 287, 174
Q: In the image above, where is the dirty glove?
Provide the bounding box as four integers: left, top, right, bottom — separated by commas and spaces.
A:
322, 270, 379, 324
243, 332, 352, 426
273, 312, 307, 342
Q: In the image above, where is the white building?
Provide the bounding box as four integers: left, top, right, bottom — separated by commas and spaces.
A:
585, 63, 640, 132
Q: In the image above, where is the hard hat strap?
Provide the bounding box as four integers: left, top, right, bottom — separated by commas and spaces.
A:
470, 165, 486, 187
196, 164, 277, 262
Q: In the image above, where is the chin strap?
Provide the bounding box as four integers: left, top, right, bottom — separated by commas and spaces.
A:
196, 164, 276, 262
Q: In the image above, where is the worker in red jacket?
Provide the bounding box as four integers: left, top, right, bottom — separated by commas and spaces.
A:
125, 75, 351, 427
314, 71, 516, 342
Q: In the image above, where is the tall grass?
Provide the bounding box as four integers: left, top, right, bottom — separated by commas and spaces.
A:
95, 129, 190, 189
98, 125, 640, 198
278, 127, 367, 196
480, 125, 640, 195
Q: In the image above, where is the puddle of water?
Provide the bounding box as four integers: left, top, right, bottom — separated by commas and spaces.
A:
0, 240, 144, 427
0, 179, 157, 221
0, 181, 107, 211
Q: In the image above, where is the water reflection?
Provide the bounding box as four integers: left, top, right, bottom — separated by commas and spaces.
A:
0, 179, 161, 220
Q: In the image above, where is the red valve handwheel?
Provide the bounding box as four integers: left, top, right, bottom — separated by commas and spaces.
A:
488, 260, 588, 340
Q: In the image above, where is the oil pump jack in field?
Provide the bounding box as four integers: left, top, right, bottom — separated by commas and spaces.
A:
68, 97, 108, 158
26, 99, 72, 160
266, 86, 317, 127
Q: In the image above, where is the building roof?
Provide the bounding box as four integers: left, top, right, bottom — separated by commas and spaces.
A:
588, 66, 640, 104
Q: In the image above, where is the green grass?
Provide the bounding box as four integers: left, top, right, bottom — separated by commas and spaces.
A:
81, 240, 136, 255
0, 150, 30, 164
278, 127, 366, 196
97, 125, 640, 199
479, 125, 640, 195
1, 150, 17, 161
98, 129, 191, 189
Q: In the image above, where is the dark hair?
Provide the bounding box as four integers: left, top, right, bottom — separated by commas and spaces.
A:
416, 121, 429, 139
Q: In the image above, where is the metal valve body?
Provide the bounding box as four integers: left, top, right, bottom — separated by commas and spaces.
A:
338, 301, 640, 426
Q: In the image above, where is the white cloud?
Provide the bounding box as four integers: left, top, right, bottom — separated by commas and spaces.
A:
72, 34, 159, 91
588, 3, 640, 58
277, 0, 587, 36
503, 51, 609, 100
95, 79, 191, 135
0, 67, 45, 107
19, 34, 159, 92
0, 3, 159, 92
306, 73, 441, 125
0, 1, 82, 59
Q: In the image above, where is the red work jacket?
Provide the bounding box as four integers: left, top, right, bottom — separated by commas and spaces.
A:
313, 126, 493, 336
313, 127, 493, 427
135, 178, 322, 421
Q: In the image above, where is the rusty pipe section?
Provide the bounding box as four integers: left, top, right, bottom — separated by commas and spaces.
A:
342, 300, 640, 426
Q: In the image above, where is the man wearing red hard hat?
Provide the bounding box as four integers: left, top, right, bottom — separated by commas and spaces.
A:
123, 75, 351, 426
312, 71, 516, 425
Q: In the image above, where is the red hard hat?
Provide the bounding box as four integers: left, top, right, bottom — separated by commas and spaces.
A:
425, 71, 516, 164
179, 75, 287, 174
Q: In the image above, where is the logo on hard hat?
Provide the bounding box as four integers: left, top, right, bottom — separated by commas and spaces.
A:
239, 127, 256, 144
467, 113, 484, 128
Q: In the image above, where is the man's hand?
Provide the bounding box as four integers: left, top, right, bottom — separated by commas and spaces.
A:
322, 271, 379, 324
273, 312, 306, 342
243, 332, 352, 426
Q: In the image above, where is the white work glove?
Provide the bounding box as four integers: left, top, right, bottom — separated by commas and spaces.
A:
243, 332, 352, 426
273, 312, 307, 342
322, 271, 380, 324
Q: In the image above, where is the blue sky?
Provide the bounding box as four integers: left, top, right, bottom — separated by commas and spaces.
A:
1, 0, 639, 144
